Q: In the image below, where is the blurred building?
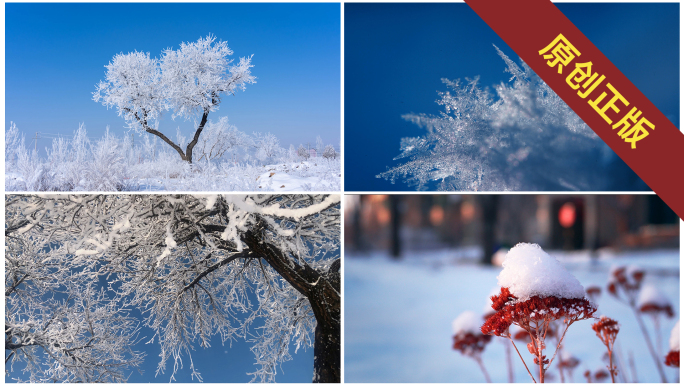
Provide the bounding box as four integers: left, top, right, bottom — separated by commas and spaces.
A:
344, 195, 679, 257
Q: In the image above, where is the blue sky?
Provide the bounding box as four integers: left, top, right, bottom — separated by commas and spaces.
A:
6, 3, 340, 154
345, 3, 679, 191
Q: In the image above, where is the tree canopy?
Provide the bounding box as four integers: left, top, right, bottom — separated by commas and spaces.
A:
5, 194, 340, 383
93, 36, 256, 163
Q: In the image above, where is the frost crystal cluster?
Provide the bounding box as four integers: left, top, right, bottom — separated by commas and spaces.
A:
378, 46, 623, 191
5, 194, 341, 383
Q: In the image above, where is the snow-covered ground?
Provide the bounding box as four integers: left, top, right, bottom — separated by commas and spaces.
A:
5, 122, 340, 192
344, 248, 680, 383
6, 160, 340, 192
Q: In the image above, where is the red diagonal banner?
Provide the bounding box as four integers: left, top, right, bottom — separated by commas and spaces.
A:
465, 0, 684, 219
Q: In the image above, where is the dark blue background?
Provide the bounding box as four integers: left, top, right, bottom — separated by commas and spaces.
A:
344, 3, 679, 191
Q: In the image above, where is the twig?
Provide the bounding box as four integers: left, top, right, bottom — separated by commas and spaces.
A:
507, 335, 537, 383
504, 340, 515, 383
473, 355, 492, 383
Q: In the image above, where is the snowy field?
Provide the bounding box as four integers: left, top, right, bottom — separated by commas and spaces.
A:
5, 123, 340, 192
5, 160, 340, 192
344, 248, 680, 383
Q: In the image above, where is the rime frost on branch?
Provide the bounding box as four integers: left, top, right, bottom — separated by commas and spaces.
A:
378, 46, 618, 191
6, 194, 341, 383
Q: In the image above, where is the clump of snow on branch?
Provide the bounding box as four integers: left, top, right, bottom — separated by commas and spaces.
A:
377, 46, 624, 191
498, 243, 587, 301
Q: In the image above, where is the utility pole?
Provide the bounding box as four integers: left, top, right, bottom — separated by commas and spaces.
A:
32, 132, 40, 152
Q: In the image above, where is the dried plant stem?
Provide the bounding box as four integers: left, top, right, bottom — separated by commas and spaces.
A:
608, 349, 616, 383
473, 355, 492, 383
507, 335, 537, 383
628, 351, 639, 383
505, 341, 515, 383
652, 315, 663, 357
633, 308, 667, 382
547, 321, 573, 369
557, 345, 566, 383
614, 341, 629, 383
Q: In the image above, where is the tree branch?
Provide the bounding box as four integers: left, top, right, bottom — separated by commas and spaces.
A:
185, 110, 210, 164
180, 250, 256, 294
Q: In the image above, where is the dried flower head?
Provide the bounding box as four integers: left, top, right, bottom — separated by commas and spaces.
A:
592, 316, 620, 347
558, 353, 580, 370
586, 285, 601, 302
452, 332, 492, 356
665, 320, 680, 368
608, 265, 644, 302
637, 284, 674, 318
452, 311, 492, 356
593, 368, 610, 382
481, 287, 597, 337
481, 244, 596, 383
592, 316, 620, 382
665, 350, 679, 368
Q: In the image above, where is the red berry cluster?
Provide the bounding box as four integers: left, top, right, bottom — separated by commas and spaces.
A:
558, 354, 580, 370
639, 302, 674, 318
481, 287, 597, 337
607, 266, 644, 301
586, 285, 601, 302
452, 332, 492, 356
665, 350, 679, 368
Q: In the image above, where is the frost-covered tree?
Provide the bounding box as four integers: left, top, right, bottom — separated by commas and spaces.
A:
253, 132, 281, 162
93, 35, 256, 164
297, 144, 310, 160
5, 197, 145, 382
322, 145, 337, 160
378, 46, 623, 191
5, 122, 24, 172
194, 117, 251, 162
5, 194, 340, 383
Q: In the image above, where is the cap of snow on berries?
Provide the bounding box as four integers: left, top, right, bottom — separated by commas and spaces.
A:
497, 243, 588, 301
637, 283, 674, 317
481, 243, 596, 337
665, 320, 680, 368
452, 311, 491, 355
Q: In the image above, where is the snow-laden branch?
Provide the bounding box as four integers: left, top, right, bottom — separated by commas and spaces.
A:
6, 194, 340, 383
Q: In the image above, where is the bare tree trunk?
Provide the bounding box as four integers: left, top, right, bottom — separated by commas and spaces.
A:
480, 195, 499, 265
390, 195, 402, 258
242, 219, 341, 383
184, 110, 210, 164
136, 109, 211, 164
312, 259, 341, 382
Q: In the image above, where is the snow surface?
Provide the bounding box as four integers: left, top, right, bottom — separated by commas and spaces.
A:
345, 248, 679, 383
498, 243, 587, 301
637, 283, 672, 309
669, 320, 680, 351
452, 311, 481, 336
